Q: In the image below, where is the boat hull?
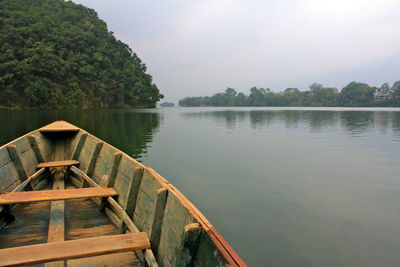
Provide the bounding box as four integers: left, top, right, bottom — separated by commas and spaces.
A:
0, 121, 245, 266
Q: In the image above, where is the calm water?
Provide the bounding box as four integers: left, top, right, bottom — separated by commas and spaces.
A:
1, 107, 400, 267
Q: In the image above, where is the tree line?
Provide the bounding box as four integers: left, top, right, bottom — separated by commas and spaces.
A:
0, 0, 163, 109
179, 81, 400, 107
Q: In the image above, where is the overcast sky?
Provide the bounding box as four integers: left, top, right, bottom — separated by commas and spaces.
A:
73, 0, 400, 103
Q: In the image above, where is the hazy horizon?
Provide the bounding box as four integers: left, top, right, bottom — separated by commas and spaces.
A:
73, 0, 400, 103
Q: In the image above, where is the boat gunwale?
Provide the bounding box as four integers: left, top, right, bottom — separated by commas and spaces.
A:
0, 120, 246, 267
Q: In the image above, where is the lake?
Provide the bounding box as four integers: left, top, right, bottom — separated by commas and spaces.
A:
1, 107, 400, 267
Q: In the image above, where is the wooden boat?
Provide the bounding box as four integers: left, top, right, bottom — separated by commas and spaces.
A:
0, 121, 246, 266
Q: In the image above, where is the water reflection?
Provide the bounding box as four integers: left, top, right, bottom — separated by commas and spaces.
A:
182, 110, 400, 137
339, 112, 374, 136
0, 109, 161, 159
392, 113, 400, 140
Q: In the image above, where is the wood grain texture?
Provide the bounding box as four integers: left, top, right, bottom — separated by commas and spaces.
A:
120, 167, 144, 233
0, 201, 50, 249
28, 135, 45, 163
67, 167, 158, 267
45, 138, 66, 267
37, 160, 80, 168
0, 187, 118, 205
0, 182, 141, 266
0, 163, 20, 192
7, 145, 32, 190
71, 133, 87, 160
0, 232, 150, 267
86, 141, 103, 177
39, 121, 80, 133
0, 121, 245, 266
149, 188, 168, 255
107, 152, 122, 188
46, 137, 66, 266
107, 197, 159, 267
67, 251, 142, 267
180, 223, 201, 266
10, 168, 45, 193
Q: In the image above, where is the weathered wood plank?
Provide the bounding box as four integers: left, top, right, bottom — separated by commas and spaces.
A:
33, 176, 50, 190
45, 138, 66, 267
167, 183, 246, 267
117, 155, 141, 181
91, 144, 115, 184
69, 166, 158, 267
0, 187, 118, 205
0, 149, 11, 168
37, 137, 54, 162
107, 197, 159, 267
37, 160, 80, 168
67, 251, 142, 267
156, 193, 198, 266
46, 168, 65, 267
69, 176, 83, 188
7, 145, 32, 190
107, 152, 122, 188
0, 163, 19, 192
71, 133, 87, 160
11, 137, 31, 154
75, 136, 96, 174
120, 167, 144, 233
0, 200, 51, 249
149, 188, 168, 254
39, 121, 80, 133
179, 223, 201, 266
70, 166, 97, 187
86, 141, 103, 177
28, 135, 45, 163
0, 232, 150, 267
12, 168, 45, 193
98, 176, 110, 212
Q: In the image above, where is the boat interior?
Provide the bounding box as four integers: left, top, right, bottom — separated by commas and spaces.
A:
0, 121, 245, 267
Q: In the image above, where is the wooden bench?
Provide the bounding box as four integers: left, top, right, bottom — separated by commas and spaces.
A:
0, 232, 150, 267
37, 160, 80, 168
0, 187, 118, 205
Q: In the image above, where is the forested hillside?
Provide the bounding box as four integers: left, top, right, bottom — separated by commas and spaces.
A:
0, 0, 163, 109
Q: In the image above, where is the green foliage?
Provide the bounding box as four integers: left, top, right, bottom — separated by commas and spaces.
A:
339, 82, 375, 106
179, 81, 400, 107
392, 81, 400, 100
0, 0, 163, 109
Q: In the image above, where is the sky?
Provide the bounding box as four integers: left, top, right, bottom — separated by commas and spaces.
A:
73, 0, 400, 103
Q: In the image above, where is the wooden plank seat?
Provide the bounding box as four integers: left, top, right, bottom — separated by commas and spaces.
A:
0, 187, 118, 205
0, 232, 150, 267
37, 160, 80, 168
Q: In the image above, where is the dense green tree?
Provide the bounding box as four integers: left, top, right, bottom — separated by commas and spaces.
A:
0, 0, 163, 109
283, 88, 301, 106
309, 82, 323, 93
235, 92, 247, 106
392, 81, 400, 100
340, 82, 375, 106
380, 83, 391, 94
311, 86, 338, 106
179, 81, 398, 107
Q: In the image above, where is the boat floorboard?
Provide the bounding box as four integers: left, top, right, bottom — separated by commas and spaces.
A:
0, 182, 142, 267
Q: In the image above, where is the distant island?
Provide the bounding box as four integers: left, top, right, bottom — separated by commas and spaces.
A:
0, 0, 163, 109
160, 102, 175, 107
179, 81, 400, 107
